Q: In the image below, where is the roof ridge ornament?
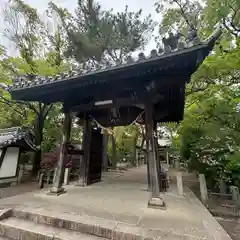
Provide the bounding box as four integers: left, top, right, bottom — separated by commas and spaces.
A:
204, 24, 223, 48
186, 25, 200, 47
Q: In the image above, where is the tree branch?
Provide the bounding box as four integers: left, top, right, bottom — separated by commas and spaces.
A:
173, 0, 195, 30
43, 104, 53, 119
0, 97, 26, 117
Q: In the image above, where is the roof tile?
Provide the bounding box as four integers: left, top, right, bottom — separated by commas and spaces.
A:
0, 127, 36, 150
6, 27, 222, 92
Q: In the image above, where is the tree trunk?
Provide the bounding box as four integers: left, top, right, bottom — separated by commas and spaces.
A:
133, 134, 138, 166
111, 133, 117, 169
32, 115, 44, 177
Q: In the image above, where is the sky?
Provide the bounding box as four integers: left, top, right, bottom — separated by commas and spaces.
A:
0, 0, 162, 56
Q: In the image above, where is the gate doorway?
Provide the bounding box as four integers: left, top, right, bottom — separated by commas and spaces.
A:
85, 127, 103, 185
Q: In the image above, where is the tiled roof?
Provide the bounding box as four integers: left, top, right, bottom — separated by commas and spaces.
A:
0, 127, 36, 150
5, 27, 222, 92
6, 46, 198, 91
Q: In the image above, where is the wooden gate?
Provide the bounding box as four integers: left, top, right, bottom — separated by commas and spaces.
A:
85, 126, 103, 185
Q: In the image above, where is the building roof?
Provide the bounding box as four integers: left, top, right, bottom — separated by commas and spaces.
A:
7, 27, 222, 104
0, 127, 36, 150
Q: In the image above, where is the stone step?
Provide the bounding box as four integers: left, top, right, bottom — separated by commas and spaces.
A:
12, 208, 116, 239
0, 217, 107, 240
11, 208, 198, 240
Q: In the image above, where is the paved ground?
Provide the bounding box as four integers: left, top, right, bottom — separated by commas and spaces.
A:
217, 218, 240, 240
0, 166, 232, 239
0, 182, 38, 199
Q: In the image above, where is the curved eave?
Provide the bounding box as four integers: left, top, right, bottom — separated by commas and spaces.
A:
0, 127, 36, 151
8, 26, 222, 104
9, 43, 211, 103
0, 138, 36, 151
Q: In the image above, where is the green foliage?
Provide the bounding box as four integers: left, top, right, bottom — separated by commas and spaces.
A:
156, 0, 240, 188
155, 0, 203, 37
179, 94, 240, 187
203, 0, 240, 37
50, 0, 155, 64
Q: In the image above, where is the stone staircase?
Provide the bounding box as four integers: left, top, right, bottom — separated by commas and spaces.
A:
0, 207, 195, 240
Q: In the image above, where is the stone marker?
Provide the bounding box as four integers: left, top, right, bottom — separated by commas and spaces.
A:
230, 186, 240, 208
17, 165, 24, 183
64, 168, 70, 185
219, 179, 227, 199
176, 172, 183, 196
199, 174, 208, 203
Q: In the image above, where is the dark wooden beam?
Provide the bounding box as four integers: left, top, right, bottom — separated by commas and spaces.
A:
145, 103, 160, 197
83, 116, 92, 186
65, 96, 142, 113
64, 91, 166, 113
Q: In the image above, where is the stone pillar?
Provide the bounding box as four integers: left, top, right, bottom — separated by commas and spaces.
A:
219, 180, 227, 200
230, 186, 240, 208
175, 158, 180, 170
102, 133, 109, 171
145, 103, 165, 209
64, 168, 70, 185
49, 112, 72, 195
199, 174, 208, 203
17, 165, 24, 183
176, 172, 183, 196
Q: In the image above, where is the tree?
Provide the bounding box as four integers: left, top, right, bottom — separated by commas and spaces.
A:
154, 0, 240, 188
203, 0, 240, 37
49, 0, 155, 65
0, 0, 68, 176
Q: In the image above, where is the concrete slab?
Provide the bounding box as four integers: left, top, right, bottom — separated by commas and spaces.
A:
0, 166, 232, 239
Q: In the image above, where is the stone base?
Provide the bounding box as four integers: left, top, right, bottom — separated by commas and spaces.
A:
10, 182, 17, 187
47, 187, 66, 196
75, 183, 85, 187
148, 197, 166, 210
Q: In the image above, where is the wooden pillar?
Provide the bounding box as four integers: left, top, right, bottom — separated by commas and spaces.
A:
146, 141, 151, 191
166, 150, 169, 165
102, 132, 109, 171
111, 132, 117, 169
82, 116, 91, 186
49, 112, 72, 195
154, 135, 162, 191
145, 103, 165, 208
145, 104, 159, 197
